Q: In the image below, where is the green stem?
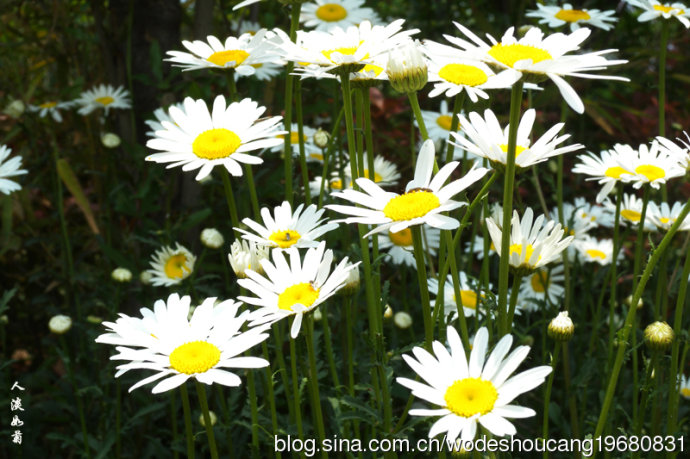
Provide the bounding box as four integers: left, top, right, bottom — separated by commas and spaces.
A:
214, 385, 235, 459
506, 273, 523, 333
60, 336, 90, 458
170, 392, 180, 459
246, 370, 259, 458
659, 21, 669, 138
542, 341, 561, 459
408, 91, 429, 144
445, 93, 464, 164
289, 335, 304, 440
305, 316, 327, 458
283, 3, 302, 205
261, 342, 279, 453
195, 381, 219, 459
607, 185, 624, 367
497, 80, 524, 337
179, 384, 195, 459
221, 170, 240, 233
633, 352, 658, 443
593, 198, 690, 445
317, 108, 344, 208
412, 226, 433, 349
243, 165, 261, 220
321, 307, 341, 390
295, 79, 311, 205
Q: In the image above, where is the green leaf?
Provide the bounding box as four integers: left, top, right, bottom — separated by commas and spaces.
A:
56, 158, 99, 234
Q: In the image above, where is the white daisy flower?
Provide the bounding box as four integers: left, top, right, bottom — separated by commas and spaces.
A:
233, 0, 262, 10
165, 31, 280, 76
466, 234, 497, 260
0, 145, 28, 196
423, 41, 521, 102
552, 202, 597, 241
447, 23, 628, 113
655, 133, 690, 170
146, 243, 197, 287
571, 196, 609, 227
428, 272, 490, 320
327, 139, 489, 237
451, 108, 583, 171
572, 235, 619, 265
519, 264, 565, 311
145, 103, 185, 137
146, 96, 284, 181
300, 0, 381, 32
275, 19, 418, 78
236, 201, 339, 249
237, 242, 358, 338
602, 193, 656, 230
28, 100, 73, 122
526, 3, 618, 31
351, 53, 390, 83
419, 99, 464, 145
397, 326, 552, 444
486, 207, 574, 272
228, 239, 270, 278
680, 374, 690, 399
342, 152, 401, 187
614, 141, 685, 190
572, 146, 634, 203
647, 201, 690, 231
269, 122, 321, 158
378, 226, 441, 267
96, 293, 270, 393
626, 1, 690, 28
75, 84, 131, 116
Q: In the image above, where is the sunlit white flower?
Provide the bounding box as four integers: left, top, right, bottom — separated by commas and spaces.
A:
571, 197, 609, 228
166, 31, 280, 76
378, 226, 440, 267
328, 139, 489, 237
146, 243, 196, 287
200, 228, 225, 249
552, 202, 597, 240
572, 146, 633, 203
145, 103, 185, 137
616, 141, 685, 190
238, 242, 358, 338
466, 234, 497, 260
572, 236, 619, 265
448, 23, 628, 113
428, 272, 490, 320
28, 100, 73, 122
420, 99, 464, 145
451, 108, 582, 171
75, 84, 131, 116
486, 207, 574, 272
526, 3, 617, 31
228, 239, 270, 278
602, 193, 656, 230
236, 201, 338, 249
423, 41, 521, 102
342, 152, 401, 187
270, 123, 321, 159
300, 0, 381, 32
519, 264, 564, 311
96, 293, 270, 393
146, 96, 284, 181
0, 145, 28, 196
233, 0, 262, 10
655, 133, 690, 170
626, 1, 690, 28
647, 201, 690, 231
397, 326, 552, 444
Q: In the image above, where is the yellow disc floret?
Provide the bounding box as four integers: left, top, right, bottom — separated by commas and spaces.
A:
488, 43, 553, 68
169, 341, 221, 375
207, 49, 250, 67
586, 249, 606, 260
164, 254, 191, 279
382, 190, 440, 221
438, 63, 489, 87
635, 164, 666, 182
621, 209, 642, 222
95, 96, 115, 106
604, 166, 630, 179
269, 230, 302, 249
530, 271, 549, 293
316, 3, 348, 22
555, 9, 591, 22
278, 283, 320, 312
388, 228, 413, 247
192, 128, 242, 160
436, 115, 454, 131
444, 377, 498, 417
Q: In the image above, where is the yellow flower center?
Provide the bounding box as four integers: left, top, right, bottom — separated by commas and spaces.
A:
95, 96, 114, 106
309, 153, 324, 161
164, 254, 191, 279
555, 9, 591, 22
268, 229, 301, 249
322, 46, 359, 62
207, 49, 250, 67
388, 228, 413, 247
169, 341, 221, 375
457, 290, 478, 309
360, 64, 383, 76
251, 63, 263, 69
436, 114, 459, 131
444, 377, 498, 418
530, 271, 549, 293
635, 164, 666, 182
604, 166, 629, 179
654, 4, 684, 14
660, 217, 672, 224
315, 3, 348, 22
488, 43, 553, 68
621, 209, 642, 222
330, 178, 343, 190
363, 169, 383, 183
438, 63, 489, 87
586, 249, 607, 260
382, 190, 440, 221
279, 131, 308, 144
509, 243, 539, 262
500, 144, 528, 157
192, 128, 241, 160
277, 283, 320, 312
39, 101, 58, 109
681, 387, 690, 397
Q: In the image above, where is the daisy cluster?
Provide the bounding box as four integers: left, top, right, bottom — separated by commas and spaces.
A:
27, 84, 132, 122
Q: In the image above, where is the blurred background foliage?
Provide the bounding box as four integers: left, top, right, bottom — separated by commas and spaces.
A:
1, 0, 689, 457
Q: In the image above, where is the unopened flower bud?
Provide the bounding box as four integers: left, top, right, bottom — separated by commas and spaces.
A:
386, 40, 427, 93
548, 311, 574, 341
111, 267, 132, 282
229, 240, 269, 278
313, 308, 322, 322
383, 305, 393, 319
313, 128, 329, 149
339, 266, 360, 296
139, 270, 153, 285
201, 228, 224, 249
625, 295, 643, 309
49, 315, 72, 334
394, 311, 412, 329
198, 410, 217, 427
5, 100, 25, 118
87, 315, 103, 324
644, 321, 674, 352
101, 132, 121, 148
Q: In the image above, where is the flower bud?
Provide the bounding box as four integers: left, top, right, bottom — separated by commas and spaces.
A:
198, 410, 217, 427
624, 294, 643, 309
200, 228, 224, 249
87, 315, 103, 324
383, 305, 393, 320
339, 266, 360, 296
313, 128, 329, 149
644, 321, 674, 352
101, 132, 121, 148
312, 308, 322, 322
139, 270, 153, 285
394, 311, 412, 329
386, 40, 427, 93
229, 240, 269, 278
49, 315, 72, 334
548, 311, 574, 341
5, 100, 25, 118
111, 267, 132, 282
